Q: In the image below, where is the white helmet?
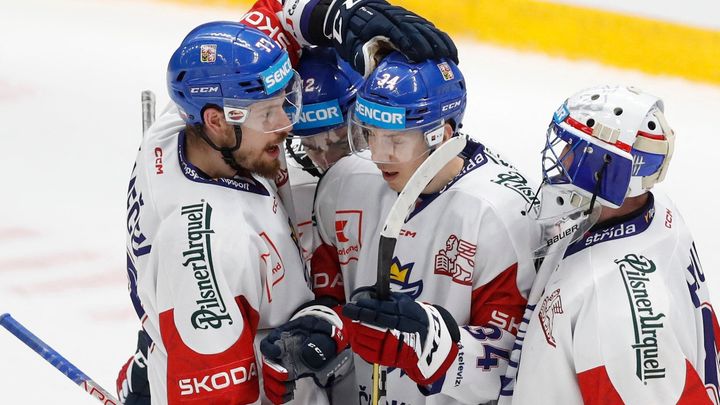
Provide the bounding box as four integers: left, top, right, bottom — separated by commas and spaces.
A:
531, 85, 675, 256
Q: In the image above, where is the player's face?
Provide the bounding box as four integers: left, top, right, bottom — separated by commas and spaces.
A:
373, 129, 431, 192
300, 126, 351, 170
232, 104, 292, 178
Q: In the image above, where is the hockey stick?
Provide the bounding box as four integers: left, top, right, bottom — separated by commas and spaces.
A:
498, 233, 573, 401
371, 135, 467, 405
141, 90, 156, 137
276, 150, 298, 228
0, 313, 119, 405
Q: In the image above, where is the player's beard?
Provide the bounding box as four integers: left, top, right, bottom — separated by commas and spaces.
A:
236, 134, 286, 179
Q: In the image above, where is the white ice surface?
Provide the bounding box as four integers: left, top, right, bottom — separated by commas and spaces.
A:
548, 0, 720, 30
0, 0, 718, 403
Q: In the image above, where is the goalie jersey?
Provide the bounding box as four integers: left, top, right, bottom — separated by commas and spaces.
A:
511, 191, 720, 404
125, 106, 318, 404
312, 138, 540, 404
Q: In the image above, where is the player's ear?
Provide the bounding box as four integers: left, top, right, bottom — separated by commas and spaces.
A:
202, 107, 233, 145
442, 122, 454, 141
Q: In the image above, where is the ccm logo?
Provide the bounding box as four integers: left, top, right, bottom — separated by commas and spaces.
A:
442, 100, 461, 112
190, 86, 219, 94
154, 147, 164, 174
179, 364, 257, 396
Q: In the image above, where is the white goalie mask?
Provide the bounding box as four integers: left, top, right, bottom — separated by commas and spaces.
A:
529, 85, 675, 257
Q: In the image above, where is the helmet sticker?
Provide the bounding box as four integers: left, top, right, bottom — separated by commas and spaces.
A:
553, 103, 570, 124
261, 53, 293, 95
294, 99, 344, 130
224, 107, 248, 124
200, 44, 217, 63
437, 62, 454, 81
354, 96, 406, 129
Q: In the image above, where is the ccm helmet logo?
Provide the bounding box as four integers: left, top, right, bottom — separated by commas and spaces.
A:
178, 363, 257, 396
189, 86, 220, 95
300, 106, 339, 123
442, 100, 461, 112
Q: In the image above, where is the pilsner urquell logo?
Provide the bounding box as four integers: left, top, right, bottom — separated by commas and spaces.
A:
181, 201, 233, 330
616, 253, 665, 382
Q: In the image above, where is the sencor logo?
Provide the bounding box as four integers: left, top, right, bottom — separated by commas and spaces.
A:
264, 56, 292, 94
355, 101, 404, 127
300, 106, 340, 123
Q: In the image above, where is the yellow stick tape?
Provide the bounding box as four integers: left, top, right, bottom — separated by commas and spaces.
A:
166, 0, 720, 84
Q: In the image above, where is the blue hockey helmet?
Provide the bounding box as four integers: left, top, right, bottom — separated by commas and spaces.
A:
286, 47, 364, 172
348, 52, 467, 163
291, 47, 363, 136
167, 21, 302, 133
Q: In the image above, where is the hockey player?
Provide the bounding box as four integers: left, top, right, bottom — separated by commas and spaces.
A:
507, 85, 720, 404
311, 52, 539, 404
240, 0, 458, 76
281, 46, 364, 262
258, 47, 365, 404
121, 22, 352, 405
118, 1, 459, 402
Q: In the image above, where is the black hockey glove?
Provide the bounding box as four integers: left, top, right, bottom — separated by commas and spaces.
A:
260, 302, 352, 404
317, 0, 458, 76
116, 330, 151, 405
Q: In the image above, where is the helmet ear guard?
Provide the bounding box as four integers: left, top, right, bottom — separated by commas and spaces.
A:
633, 109, 674, 191
424, 121, 446, 148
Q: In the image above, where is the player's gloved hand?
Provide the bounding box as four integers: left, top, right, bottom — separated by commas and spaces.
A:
116, 330, 151, 405
260, 302, 352, 404
342, 287, 460, 385
322, 0, 458, 76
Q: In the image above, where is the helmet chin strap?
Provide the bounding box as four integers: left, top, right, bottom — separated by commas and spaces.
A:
285, 138, 322, 178
584, 158, 610, 215
195, 124, 245, 174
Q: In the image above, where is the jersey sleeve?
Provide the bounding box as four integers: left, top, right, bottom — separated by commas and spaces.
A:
576, 243, 714, 405
309, 171, 347, 303
140, 203, 263, 404
239, 0, 303, 66
437, 205, 534, 403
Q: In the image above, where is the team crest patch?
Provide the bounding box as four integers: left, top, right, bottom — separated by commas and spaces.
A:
437, 62, 454, 81
539, 289, 563, 347
200, 44, 217, 63
434, 235, 475, 285
389, 257, 423, 299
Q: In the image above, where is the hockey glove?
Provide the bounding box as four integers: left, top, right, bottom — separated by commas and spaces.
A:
260, 303, 352, 404
342, 288, 460, 386
116, 330, 151, 405
320, 0, 458, 76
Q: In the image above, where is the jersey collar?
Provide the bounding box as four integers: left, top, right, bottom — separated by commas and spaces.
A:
177, 130, 270, 196
564, 192, 656, 258
406, 138, 488, 221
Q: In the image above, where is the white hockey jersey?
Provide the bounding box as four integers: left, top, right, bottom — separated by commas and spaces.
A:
510, 192, 720, 405
125, 106, 319, 404
311, 139, 540, 404
286, 161, 318, 263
